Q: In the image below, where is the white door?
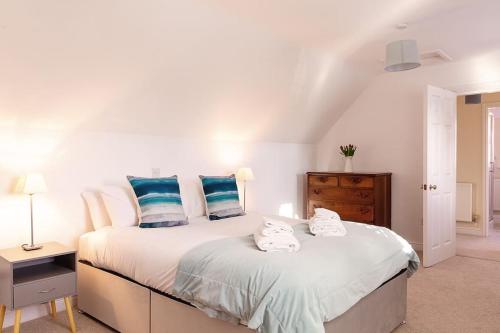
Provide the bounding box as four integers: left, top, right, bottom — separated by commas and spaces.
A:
423, 85, 457, 267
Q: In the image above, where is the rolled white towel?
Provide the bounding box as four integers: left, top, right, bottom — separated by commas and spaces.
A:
309, 220, 347, 237
314, 208, 341, 220
309, 208, 346, 237
254, 232, 300, 252
310, 219, 340, 226
263, 218, 294, 233
259, 225, 293, 237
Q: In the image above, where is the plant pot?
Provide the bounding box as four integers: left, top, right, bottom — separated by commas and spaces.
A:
344, 156, 353, 172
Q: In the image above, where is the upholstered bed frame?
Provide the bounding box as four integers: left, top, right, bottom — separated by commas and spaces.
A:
77, 261, 407, 333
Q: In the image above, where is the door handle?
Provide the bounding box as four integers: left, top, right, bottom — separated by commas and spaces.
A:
429, 185, 437, 190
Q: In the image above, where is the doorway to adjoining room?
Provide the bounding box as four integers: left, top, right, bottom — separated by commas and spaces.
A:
456, 93, 500, 261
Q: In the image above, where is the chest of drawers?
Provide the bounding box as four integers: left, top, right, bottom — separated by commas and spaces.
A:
305, 172, 391, 228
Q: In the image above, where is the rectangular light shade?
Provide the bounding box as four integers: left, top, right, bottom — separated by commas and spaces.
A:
19, 173, 48, 194
236, 167, 255, 181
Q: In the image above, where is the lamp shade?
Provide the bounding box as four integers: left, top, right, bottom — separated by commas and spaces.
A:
19, 173, 48, 194
384, 40, 421, 72
236, 167, 255, 181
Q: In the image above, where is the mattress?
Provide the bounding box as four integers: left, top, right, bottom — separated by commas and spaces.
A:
79, 212, 303, 293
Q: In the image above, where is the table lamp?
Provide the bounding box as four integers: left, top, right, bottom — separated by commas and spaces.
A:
236, 167, 254, 212
18, 173, 47, 251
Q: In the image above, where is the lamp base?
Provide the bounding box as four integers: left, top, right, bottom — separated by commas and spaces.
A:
22, 244, 43, 251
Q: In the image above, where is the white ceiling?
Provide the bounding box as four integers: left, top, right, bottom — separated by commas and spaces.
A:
1, 0, 500, 143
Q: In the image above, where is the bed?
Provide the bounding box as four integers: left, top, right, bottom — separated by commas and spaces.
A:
77, 212, 419, 333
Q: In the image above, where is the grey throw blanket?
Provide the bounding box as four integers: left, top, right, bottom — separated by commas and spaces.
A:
172, 222, 419, 333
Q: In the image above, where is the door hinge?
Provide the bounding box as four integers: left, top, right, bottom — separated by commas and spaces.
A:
421, 184, 427, 190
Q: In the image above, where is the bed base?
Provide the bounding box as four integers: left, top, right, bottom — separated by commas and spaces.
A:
77, 261, 407, 333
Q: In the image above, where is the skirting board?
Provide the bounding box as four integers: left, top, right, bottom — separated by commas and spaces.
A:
456, 226, 483, 236
78, 261, 407, 333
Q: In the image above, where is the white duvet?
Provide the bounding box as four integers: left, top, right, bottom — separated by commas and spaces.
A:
79, 212, 301, 293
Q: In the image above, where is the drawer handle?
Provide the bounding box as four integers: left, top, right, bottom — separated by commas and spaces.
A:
359, 192, 369, 199
359, 207, 370, 214
318, 176, 328, 183
351, 177, 362, 184
38, 288, 56, 294
313, 189, 321, 195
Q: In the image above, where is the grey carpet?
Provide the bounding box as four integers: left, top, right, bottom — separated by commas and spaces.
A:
2, 311, 115, 333
395, 255, 500, 333
456, 226, 500, 262
5, 255, 500, 332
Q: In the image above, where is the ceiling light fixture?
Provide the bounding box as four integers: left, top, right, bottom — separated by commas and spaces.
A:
384, 39, 421, 72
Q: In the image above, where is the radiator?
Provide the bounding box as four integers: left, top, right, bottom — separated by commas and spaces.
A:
456, 183, 473, 222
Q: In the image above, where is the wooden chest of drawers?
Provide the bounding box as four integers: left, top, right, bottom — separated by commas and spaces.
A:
305, 172, 392, 228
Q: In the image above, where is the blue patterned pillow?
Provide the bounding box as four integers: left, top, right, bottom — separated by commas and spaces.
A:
199, 175, 245, 221
127, 176, 188, 228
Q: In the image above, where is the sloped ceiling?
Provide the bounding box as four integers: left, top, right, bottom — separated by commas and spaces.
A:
1, 0, 499, 143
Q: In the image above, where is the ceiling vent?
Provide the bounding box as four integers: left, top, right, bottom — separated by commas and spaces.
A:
465, 94, 482, 104
420, 49, 453, 65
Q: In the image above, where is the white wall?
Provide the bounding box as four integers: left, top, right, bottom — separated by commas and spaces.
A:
0, 130, 314, 248
316, 73, 424, 246
316, 51, 500, 247
0, 128, 313, 326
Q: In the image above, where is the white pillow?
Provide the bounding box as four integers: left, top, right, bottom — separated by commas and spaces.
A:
81, 191, 111, 230
178, 178, 206, 218
100, 185, 138, 227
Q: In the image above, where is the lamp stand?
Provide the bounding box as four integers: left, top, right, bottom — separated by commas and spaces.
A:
22, 194, 43, 251
243, 180, 247, 212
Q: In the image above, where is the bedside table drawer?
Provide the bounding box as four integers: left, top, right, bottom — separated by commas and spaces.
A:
14, 272, 76, 308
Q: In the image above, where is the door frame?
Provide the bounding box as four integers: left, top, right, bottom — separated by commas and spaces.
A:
482, 102, 500, 237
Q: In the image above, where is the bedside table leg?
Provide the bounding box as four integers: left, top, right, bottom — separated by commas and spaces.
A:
13, 310, 21, 333
64, 297, 77, 333
0, 304, 5, 333
50, 300, 57, 318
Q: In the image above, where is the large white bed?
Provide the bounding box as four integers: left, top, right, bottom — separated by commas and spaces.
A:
79, 213, 303, 294
78, 212, 417, 333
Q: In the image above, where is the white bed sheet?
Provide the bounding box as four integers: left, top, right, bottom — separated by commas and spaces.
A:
79, 212, 302, 293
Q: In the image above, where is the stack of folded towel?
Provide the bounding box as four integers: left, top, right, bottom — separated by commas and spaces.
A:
254, 218, 300, 252
309, 208, 347, 237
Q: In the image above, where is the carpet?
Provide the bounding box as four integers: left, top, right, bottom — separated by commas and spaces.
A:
457, 226, 500, 262
395, 255, 500, 333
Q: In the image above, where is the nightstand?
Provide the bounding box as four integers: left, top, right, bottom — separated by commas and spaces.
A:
0, 242, 77, 333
